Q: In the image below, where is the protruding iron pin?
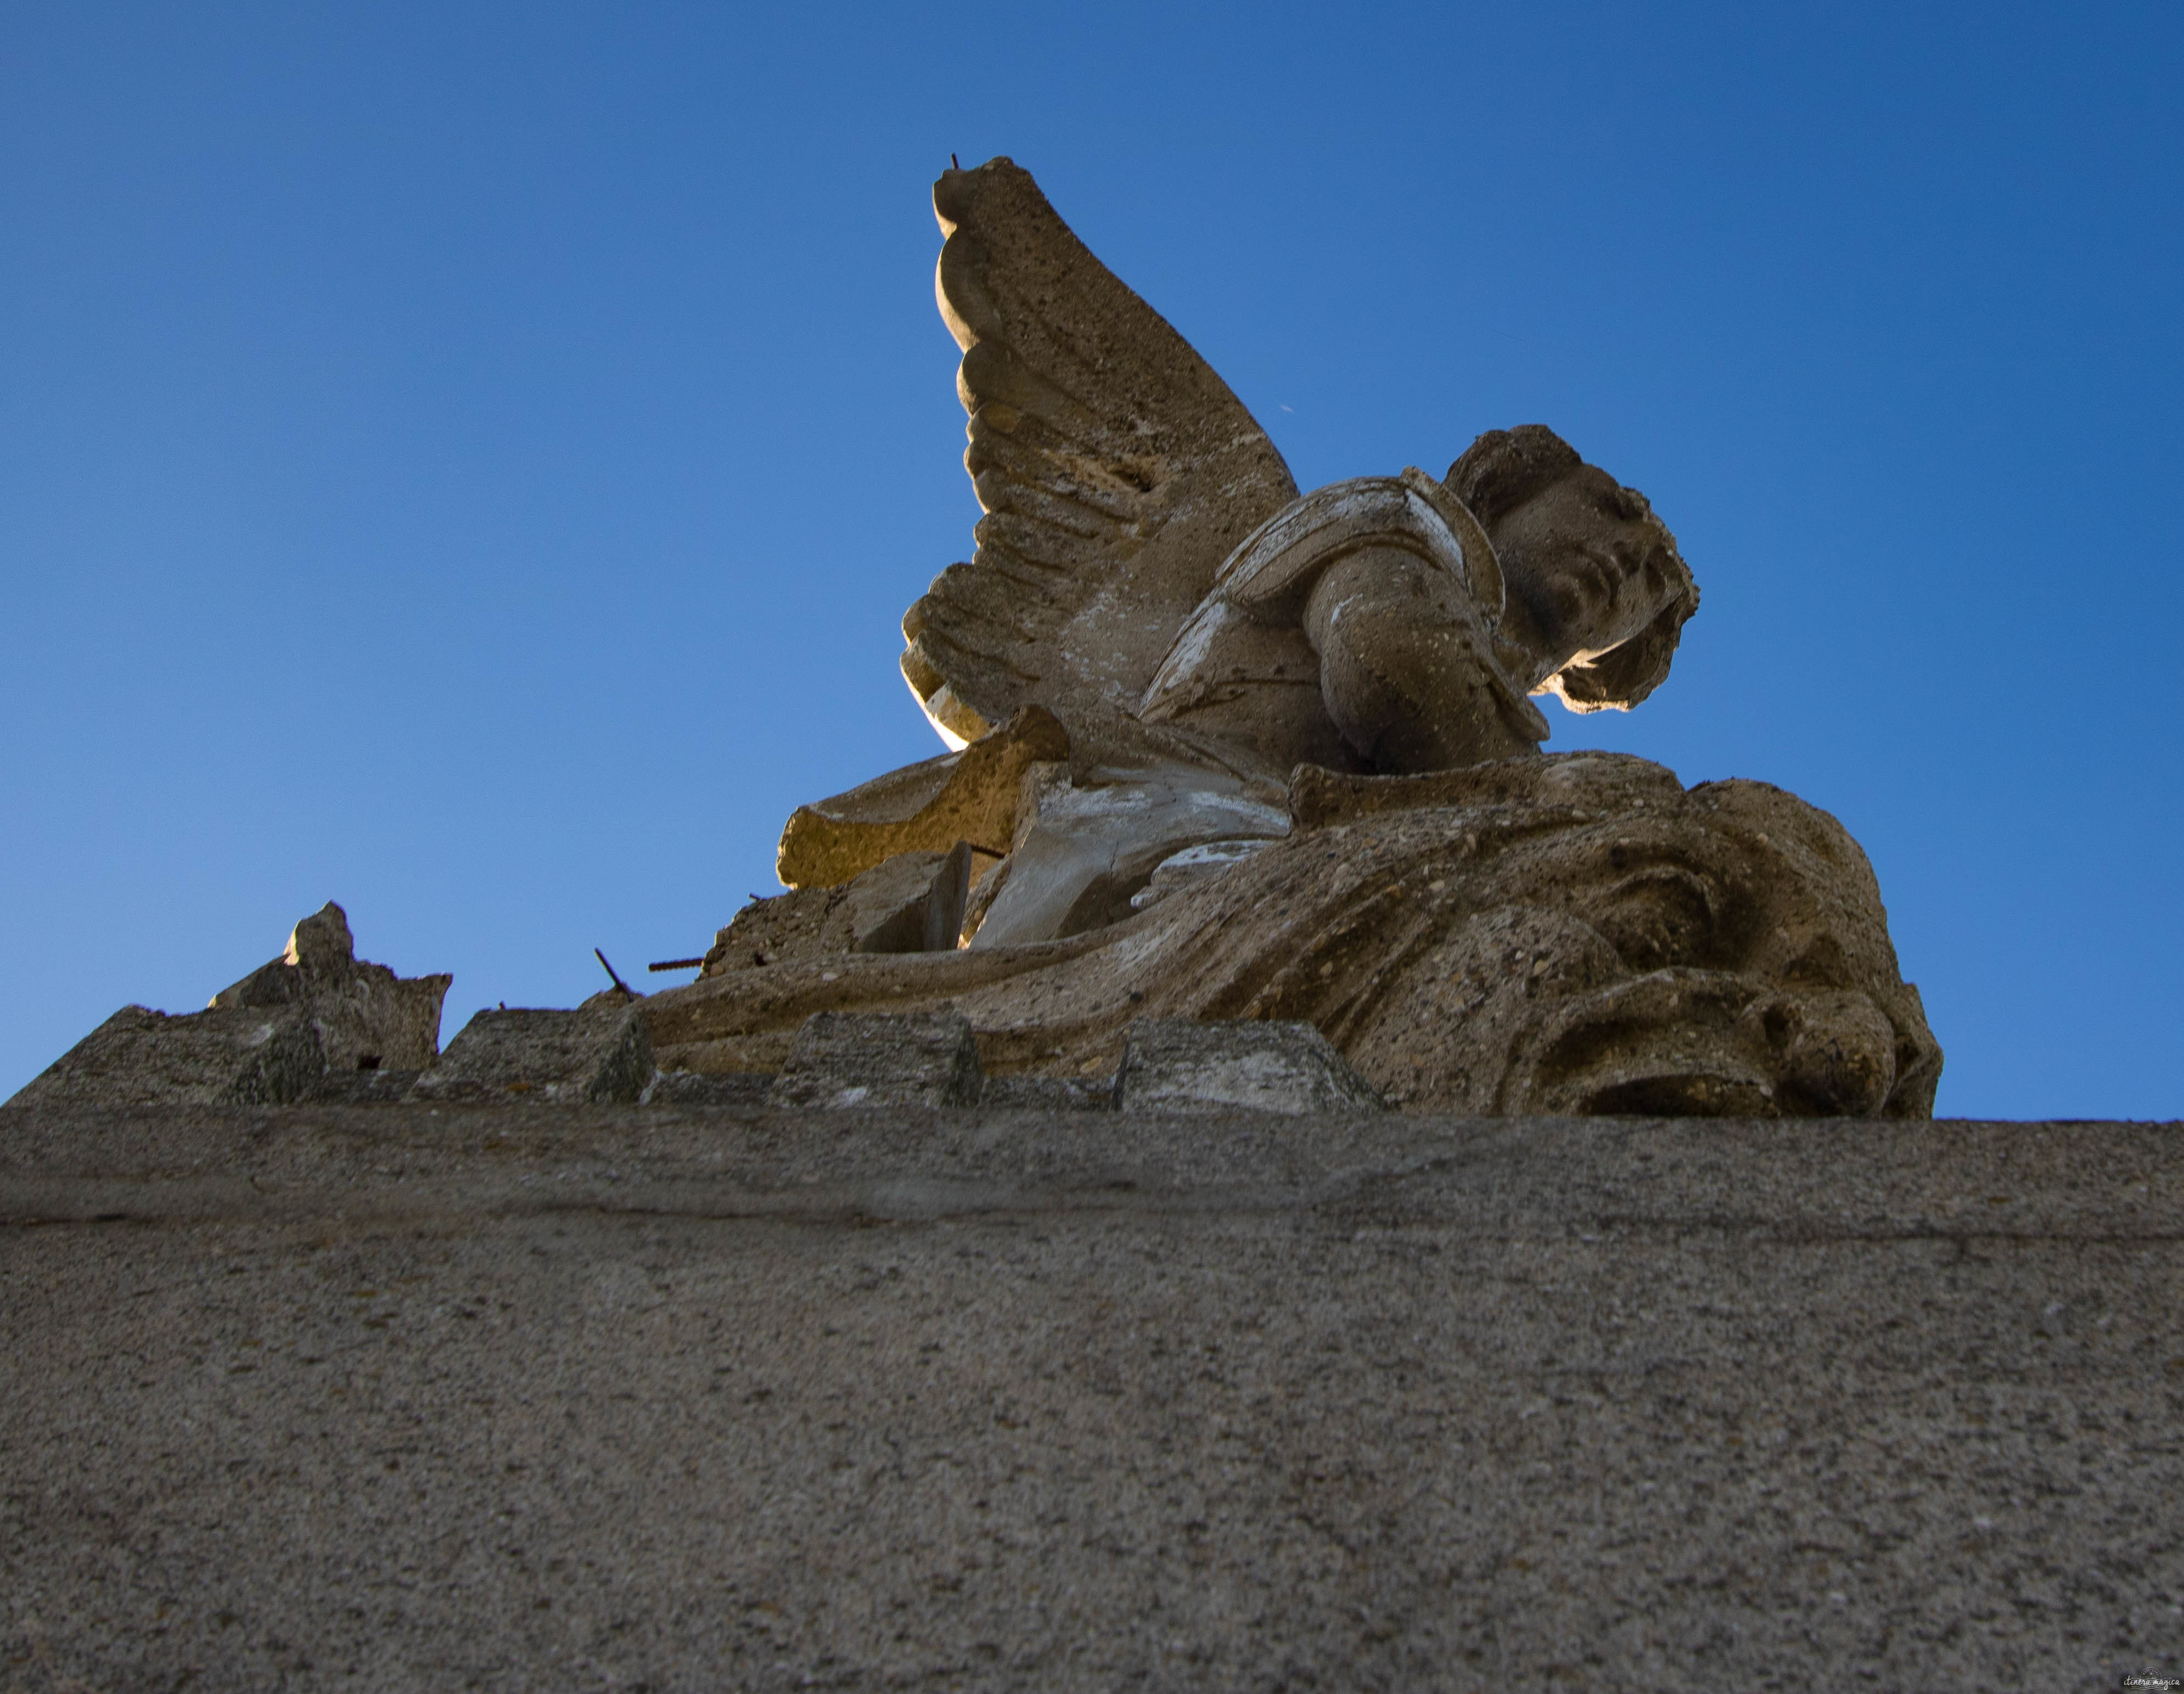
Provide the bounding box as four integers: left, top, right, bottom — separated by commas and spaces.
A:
592, 948, 633, 995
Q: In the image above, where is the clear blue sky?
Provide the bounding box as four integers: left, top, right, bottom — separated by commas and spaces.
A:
4, 3, 2179, 1117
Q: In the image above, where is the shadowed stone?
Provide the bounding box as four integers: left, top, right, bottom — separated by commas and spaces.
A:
1114, 1017, 1384, 1114
701, 844, 979, 976
968, 761, 1290, 947
6, 1005, 328, 1109
845, 840, 975, 955
209, 901, 450, 1073
769, 1010, 984, 1110
648, 753, 1942, 1119
979, 1073, 1112, 1110
411, 1007, 652, 1105
310, 1067, 423, 1105
9, 901, 451, 1110
643, 1071, 773, 1108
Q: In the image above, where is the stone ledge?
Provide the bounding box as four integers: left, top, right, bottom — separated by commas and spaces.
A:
4, 1104, 2178, 1233
4, 1105, 2181, 1692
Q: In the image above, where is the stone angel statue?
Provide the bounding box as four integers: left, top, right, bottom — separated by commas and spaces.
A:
795, 157, 1698, 947
660, 158, 1940, 1119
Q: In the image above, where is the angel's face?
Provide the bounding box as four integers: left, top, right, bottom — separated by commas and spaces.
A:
1493, 469, 1685, 671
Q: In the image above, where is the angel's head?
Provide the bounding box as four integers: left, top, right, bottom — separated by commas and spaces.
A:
1446, 425, 1699, 712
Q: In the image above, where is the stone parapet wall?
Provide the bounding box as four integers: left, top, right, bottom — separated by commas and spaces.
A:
4, 1103, 2180, 1691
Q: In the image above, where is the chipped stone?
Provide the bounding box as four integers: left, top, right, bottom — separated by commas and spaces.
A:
208, 901, 450, 1073
9, 901, 449, 1109
1114, 1018, 1385, 1115
411, 1007, 652, 1106
769, 1011, 984, 1110
700, 845, 975, 976
8, 1005, 328, 1110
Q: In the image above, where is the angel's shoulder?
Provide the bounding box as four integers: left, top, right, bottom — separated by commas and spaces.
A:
1214, 470, 1502, 621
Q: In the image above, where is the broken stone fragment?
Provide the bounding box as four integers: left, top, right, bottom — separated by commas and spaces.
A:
1114, 1018, 1386, 1115
208, 901, 451, 1073
700, 844, 976, 975
969, 763, 1290, 947
7, 1005, 329, 1109
410, 1006, 653, 1106
845, 841, 974, 954
768, 1010, 985, 1110
5, 901, 450, 1110
776, 705, 1069, 888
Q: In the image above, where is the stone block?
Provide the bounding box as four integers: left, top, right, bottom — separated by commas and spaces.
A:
1128, 836, 1278, 911
409, 1007, 652, 1105
967, 762, 1290, 947
845, 840, 974, 954
769, 1011, 984, 1109
7, 1005, 327, 1109
700, 843, 976, 975
1114, 1017, 1385, 1114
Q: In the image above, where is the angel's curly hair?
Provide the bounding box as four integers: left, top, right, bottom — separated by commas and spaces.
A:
1442, 425, 1698, 713
1442, 424, 1587, 531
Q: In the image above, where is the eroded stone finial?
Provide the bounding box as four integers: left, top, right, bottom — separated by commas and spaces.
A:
281, 901, 354, 969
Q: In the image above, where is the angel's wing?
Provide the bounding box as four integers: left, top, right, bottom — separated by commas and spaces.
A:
899, 159, 1299, 749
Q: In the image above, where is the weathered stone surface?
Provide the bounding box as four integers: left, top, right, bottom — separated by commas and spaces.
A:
968, 759, 1290, 946
1128, 835, 1278, 911
9, 902, 451, 1110
310, 1066, 422, 1105
208, 900, 451, 1073
6, 1004, 328, 1109
647, 752, 1940, 1119
1140, 466, 1553, 775
1115, 1016, 1385, 1114
409, 1007, 652, 1105
641, 1069, 772, 1108
1, 1102, 2177, 1691
703, 844, 980, 975
776, 705, 1069, 887
767, 1009, 984, 1110
977, 1072, 1110, 1110
844, 840, 975, 955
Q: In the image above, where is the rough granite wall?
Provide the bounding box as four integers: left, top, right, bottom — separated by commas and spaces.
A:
4, 1101, 2180, 1692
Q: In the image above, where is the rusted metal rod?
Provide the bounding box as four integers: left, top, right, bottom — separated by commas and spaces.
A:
648, 957, 706, 973
592, 948, 633, 995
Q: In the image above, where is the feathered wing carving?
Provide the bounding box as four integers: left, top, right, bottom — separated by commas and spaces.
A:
900, 159, 1299, 750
